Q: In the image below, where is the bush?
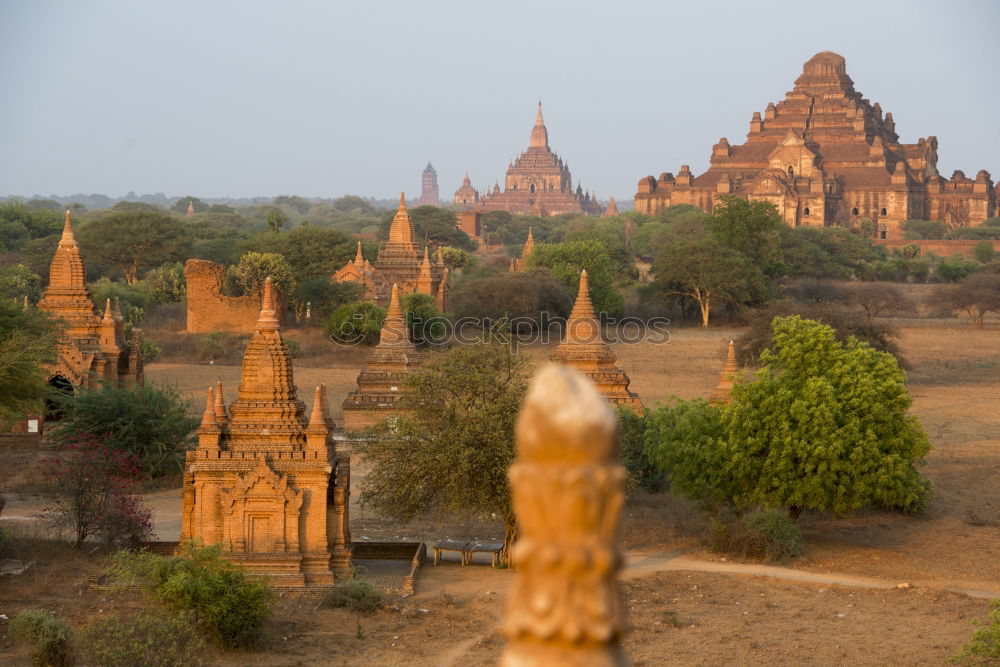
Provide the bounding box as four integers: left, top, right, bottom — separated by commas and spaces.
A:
739, 509, 806, 563
936, 253, 981, 282
43, 434, 153, 549
10, 609, 75, 667
78, 610, 206, 667
50, 384, 197, 477
953, 599, 1000, 663
0, 524, 13, 559
617, 408, 663, 493
324, 302, 385, 346
151, 543, 273, 649
736, 300, 904, 368
322, 578, 384, 614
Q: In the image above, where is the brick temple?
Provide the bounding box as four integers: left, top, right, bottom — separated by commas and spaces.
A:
37, 211, 142, 391
459, 104, 601, 216
180, 278, 352, 585
635, 51, 996, 237
341, 284, 422, 431
551, 271, 642, 413
418, 162, 439, 206
508, 228, 535, 272
333, 193, 449, 309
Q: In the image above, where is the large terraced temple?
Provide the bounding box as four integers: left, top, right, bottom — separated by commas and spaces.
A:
458, 103, 602, 216
635, 51, 996, 238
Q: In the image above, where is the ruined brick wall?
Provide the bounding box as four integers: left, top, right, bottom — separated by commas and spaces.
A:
184, 259, 265, 333
876, 239, 1000, 259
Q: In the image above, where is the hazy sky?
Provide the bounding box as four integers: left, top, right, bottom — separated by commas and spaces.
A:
2, 0, 998, 201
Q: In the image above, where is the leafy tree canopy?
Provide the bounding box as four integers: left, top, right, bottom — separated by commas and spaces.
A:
229, 252, 295, 300
526, 239, 624, 316
354, 343, 530, 559
0, 300, 61, 420
708, 196, 783, 275
77, 209, 191, 283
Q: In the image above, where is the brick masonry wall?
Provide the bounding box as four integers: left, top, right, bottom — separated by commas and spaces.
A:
876, 239, 1000, 259
184, 259, 266, 333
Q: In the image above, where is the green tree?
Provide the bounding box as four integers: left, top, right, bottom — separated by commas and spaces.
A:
230, 252, 295, 300
401, 292, 444, 345
240, 225, 355, 282
0, 263, 44, 302
708, 196, 783, 275
355, 343, 529, 560
900, 219, 947, 240
650, 238, 765, 327
332, 195, 374, 214
929, 272, 1000, 328
526, 240, 624, 316
272, 195, 312, 214
291, 276, 364, 322
50, 384, 197, 476
265, 207, 288, 233
78, 209, 191, 283
0, 300, 61, 420
324, 302, 385, 345
730, 317, 929, 518
451, 268, 572, 325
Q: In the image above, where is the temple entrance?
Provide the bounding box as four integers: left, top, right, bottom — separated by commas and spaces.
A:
45, 375, 73, 421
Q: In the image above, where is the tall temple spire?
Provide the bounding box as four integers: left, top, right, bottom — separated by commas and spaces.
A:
523, 227, 535, 260
551, 270, 643, 413
387, 191, 416, 247
435, 246, 445, 267
378, 284, 412, 349
256, 276, 280, 332
530, 101, 549, 148
605, 197, 619, 217
200, 385, 218, 428
214, 379, 228, 422
354, 241, 364, 264
417, 247, 433, 295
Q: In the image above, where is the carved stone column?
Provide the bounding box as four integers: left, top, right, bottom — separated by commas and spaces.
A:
501, 363, 626, 666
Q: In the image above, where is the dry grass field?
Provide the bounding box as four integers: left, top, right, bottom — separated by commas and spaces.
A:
1, 319, 998, 664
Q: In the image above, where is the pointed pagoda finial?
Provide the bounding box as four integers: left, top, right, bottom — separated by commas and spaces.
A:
387, 283, 403, 320
257, 276, 280, 331
309, 384, 328, 428
214, 379, 228, 421
530, 101, 549, 148
436, 246, 445, 267
354, 241, 364, 264
398, 191, 407, 211
200, 386, 217, 427
377, 284, 412, 348
102, 298, 113, 321
60, 210, 76, 245
112, 297, 124, 321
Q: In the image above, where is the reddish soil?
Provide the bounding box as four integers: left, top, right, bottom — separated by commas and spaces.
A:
1, 321, 997, 664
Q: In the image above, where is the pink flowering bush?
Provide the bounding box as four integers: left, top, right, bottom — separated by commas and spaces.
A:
43, 433, 154, 549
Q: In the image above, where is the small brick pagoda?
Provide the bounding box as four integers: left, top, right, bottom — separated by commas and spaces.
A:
341, 284, 421, 431
468, 103, 601, 217
709, 340, 739, 405
508, 227, 535, 272
333, 193, 448, 309
180, 278, 352, 585
551, 271, 642, 413
37, 211, 142, 390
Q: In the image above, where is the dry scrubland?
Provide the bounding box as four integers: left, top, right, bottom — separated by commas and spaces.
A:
1, 319, 999, 664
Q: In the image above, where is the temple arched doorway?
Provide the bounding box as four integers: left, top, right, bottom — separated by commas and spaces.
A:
45, 375, 73, 421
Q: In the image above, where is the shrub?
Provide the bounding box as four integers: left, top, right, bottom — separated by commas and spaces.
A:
952, 599, 1000, 663
10, 609, 75, 667
50, 384, 197, 477
151, 543, 273, 648
78, 610, 206, 667
324, 302, 385, 346
709, 509, 805, 563
617, 408, 663, 493
322, 579, 384, 615
936, 253, 981, 282
0, 524, 13, 559
42, 434, 153, 549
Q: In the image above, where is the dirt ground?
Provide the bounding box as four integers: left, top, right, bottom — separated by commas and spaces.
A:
1, 321, 998, 664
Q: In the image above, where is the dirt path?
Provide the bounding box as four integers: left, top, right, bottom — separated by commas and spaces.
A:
624, 550, 1000, 600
